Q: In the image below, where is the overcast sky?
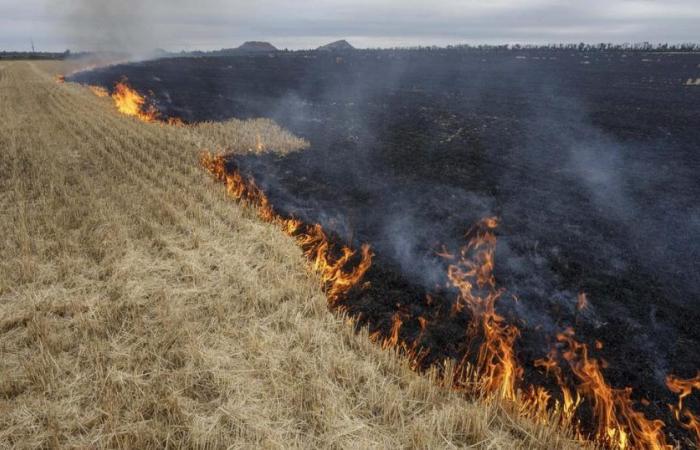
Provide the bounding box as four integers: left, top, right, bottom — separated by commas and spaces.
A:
1, 0, 699, 52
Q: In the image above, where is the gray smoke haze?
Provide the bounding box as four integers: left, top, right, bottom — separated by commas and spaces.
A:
50, 0, 204, 57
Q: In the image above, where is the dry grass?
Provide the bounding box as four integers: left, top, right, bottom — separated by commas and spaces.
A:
0, 61, 581, 449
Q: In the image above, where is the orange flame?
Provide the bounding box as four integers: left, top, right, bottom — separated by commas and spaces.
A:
199, 135, 695, 450
255, 133, 265, 152
535, 349, 583, 428
68, 76, 697, 449
167, 116, 185, 127
111, 80, 159, 123
89, 85, 109, 97
666, 372, 700, 446
557, 329, 671, 450
55, 75, 66, 83
443, 217, 522, 401
577, 292, 589, 311
384, 313, 404, 349
200, 151, 372, 306
98, 80, 186, 126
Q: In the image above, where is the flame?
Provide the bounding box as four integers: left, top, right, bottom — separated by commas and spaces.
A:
436, 219, 679, 449
577, 292, 589, 311
557, 329, 671, 450
89, 85, 109, 97
167, 116, 185, 127
383, 313, 404, 349
535, 349, 583, 427
666, 372, 700, 445
55, 75, 66, 83
197, 125, 695, 450
442, 217, 522, 401
57, 75, 696, 448
200, 151, 372, 306
111, 80, 159, 123
96, 79, 185, 126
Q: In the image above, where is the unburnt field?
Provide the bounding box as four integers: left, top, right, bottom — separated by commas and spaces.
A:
74, 49, 700, 446
0, 61, 582, 448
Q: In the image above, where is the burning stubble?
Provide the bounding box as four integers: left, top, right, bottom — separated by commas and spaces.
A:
75, 51, 700, 449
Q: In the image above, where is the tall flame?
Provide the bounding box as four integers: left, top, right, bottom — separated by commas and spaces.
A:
577, 292, 589, 311
535, 349, 583, 429
444, 217, 522, 401
556, 329, 671, 450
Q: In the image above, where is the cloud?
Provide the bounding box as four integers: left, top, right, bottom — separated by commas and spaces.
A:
0, 0, 698, 51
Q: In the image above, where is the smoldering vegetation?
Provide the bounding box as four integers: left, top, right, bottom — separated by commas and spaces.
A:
72, 48, 700, 441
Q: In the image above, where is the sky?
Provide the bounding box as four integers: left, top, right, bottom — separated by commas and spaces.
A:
1, 0, 699, 52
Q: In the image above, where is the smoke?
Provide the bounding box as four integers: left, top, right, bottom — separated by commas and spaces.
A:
49, 0, 251, 57
51, 0, 148, 56
511, 80, 700, 306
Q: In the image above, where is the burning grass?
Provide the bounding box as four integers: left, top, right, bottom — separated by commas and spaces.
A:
199, 150, 692, 450
0, 60, 585, 449
89, 78, 308, 154
190, 94, 698, 450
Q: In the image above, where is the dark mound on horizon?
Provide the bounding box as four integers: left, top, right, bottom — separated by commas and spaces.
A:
318, 40, 355, 51
72, 48, 700, 445
237, 41, 278, 52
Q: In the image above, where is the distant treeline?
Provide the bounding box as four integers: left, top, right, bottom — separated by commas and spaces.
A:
3, 42, 699, 61
0, 50, 133, 61
382, 42, 700, 52
0, 50, 72, 60
178, 42, 700, 58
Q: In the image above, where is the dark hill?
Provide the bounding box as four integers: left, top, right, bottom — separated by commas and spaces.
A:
237, 41, 278, 52
318, 40, 355, 51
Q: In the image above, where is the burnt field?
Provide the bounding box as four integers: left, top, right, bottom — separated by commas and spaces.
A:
72, 49, 700, 445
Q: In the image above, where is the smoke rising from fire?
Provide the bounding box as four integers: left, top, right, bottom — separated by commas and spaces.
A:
51, 0, 252, 57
